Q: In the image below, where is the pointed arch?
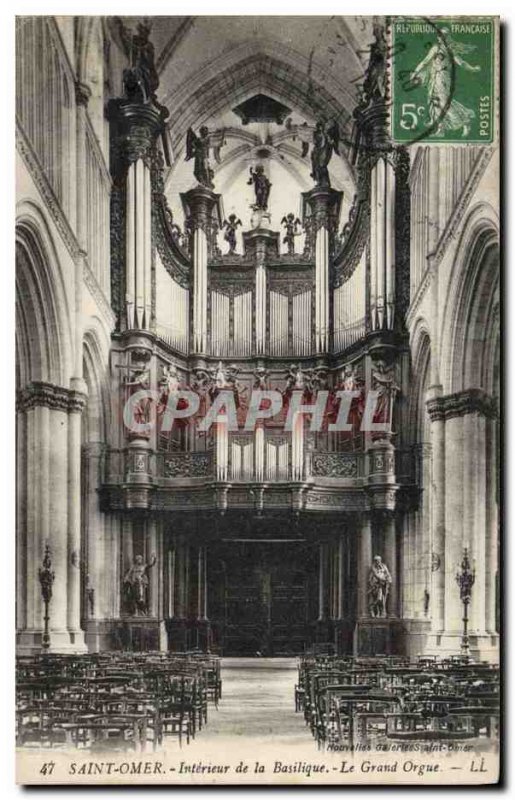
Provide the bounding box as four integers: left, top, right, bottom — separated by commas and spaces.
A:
16, 204, 74, 388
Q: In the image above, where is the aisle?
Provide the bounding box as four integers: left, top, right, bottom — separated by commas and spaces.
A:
183, 657, 316, 757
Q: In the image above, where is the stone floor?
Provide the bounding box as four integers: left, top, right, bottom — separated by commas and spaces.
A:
192, 657, 310, 745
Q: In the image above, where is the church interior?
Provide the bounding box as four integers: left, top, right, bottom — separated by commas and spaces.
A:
15, 15, 500, 755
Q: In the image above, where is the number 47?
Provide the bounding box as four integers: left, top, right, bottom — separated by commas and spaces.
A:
400, 103, 425, 130
40, 761, 55, 775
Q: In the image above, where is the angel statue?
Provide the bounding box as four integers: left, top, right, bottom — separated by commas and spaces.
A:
247, 165, 271, 210
281, 213, 302, 256
117, 18, 159, 103
408, 26, 481, 138
222, 214, 242, 254
309, 118, 340, 188
253, 366, 269, 391
185, 126, 226, 189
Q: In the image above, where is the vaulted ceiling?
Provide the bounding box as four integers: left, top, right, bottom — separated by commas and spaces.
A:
115, 15, 381, 239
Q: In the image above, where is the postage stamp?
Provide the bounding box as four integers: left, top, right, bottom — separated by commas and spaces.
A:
389, 17, 496, 144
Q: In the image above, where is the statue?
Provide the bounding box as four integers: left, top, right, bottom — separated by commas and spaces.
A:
367, 555, 392, 618
285, 363, 309, 393
123, 553, 156, 616
360, 23, 387, 107
118, 18, 159, 103
222, 214, 242, 254
253, 366, 269, 391
309, 119, 340, 188
124, 365, 150, 389
185, 126, 226, 189
371, 359, 399, 428
247, 165, 271, 210
281, 213, 302, 255
159, 362, 180, 395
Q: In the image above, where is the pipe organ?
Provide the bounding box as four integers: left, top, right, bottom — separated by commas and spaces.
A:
102, 30, 420, 660
333, 252, 366, 352
155, 253, 190, 353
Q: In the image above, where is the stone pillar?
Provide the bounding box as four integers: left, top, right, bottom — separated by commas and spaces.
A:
383, 514, 398, 617
485, 416, 498, 633
147, 519, 159, 618
181, 187, 223, 354
427, 391, 445, 632
317, 542, 326, 622
358, 515, 373, 617
302, 188, 342, 353
17, 383, 88, 653
67, 387, 87, 644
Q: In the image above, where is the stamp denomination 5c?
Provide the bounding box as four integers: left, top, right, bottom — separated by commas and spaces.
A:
389, 17, 496, 144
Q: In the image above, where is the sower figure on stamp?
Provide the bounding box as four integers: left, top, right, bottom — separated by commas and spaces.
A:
409, 28, 481, 138
123, 554, 156, 616
367, 555, 392, 618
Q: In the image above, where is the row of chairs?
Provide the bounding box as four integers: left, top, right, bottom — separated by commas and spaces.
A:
17, 651, 222, 751
295, 654, 500, 749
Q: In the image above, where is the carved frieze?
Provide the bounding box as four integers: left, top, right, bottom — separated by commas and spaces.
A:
311, 453, 359, 478
17, 382, 87, 414
426, 389, 498, 422
163, 452, 212, 478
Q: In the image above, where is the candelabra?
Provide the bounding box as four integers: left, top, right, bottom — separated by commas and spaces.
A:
38, 544, 55, 651
455, 547, 475, 658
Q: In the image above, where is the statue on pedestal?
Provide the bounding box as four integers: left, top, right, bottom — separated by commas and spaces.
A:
118, 18, 159, 103
367, 555, 392, 618
248, 165, 271, 210
122, 553, 156, 616
222, 214, 242, 254
185, 126, 225, 189
371, 359, 399, 428
281, 213, 302, 255
309, 119, 340, 188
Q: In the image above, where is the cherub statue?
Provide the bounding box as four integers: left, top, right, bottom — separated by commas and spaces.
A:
222, 214, 242, 254
185, 126, 226, 189
247, 165, 271, 210
281, 213, 302, 255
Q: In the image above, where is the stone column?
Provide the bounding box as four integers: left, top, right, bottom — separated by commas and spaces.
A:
485, 416, 498, 633
67, 388, 87, 645
358, 515, 373, 617
317, 542, 326, 622
427, 391, 445, 632
17, 383, 88, 653
302, 188, 342, 353
147, 518, 159, 618
338, 536, 345, 619
383, 514, 398, 617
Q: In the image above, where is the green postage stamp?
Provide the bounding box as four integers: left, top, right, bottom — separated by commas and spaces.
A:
390, 17, 496, 144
